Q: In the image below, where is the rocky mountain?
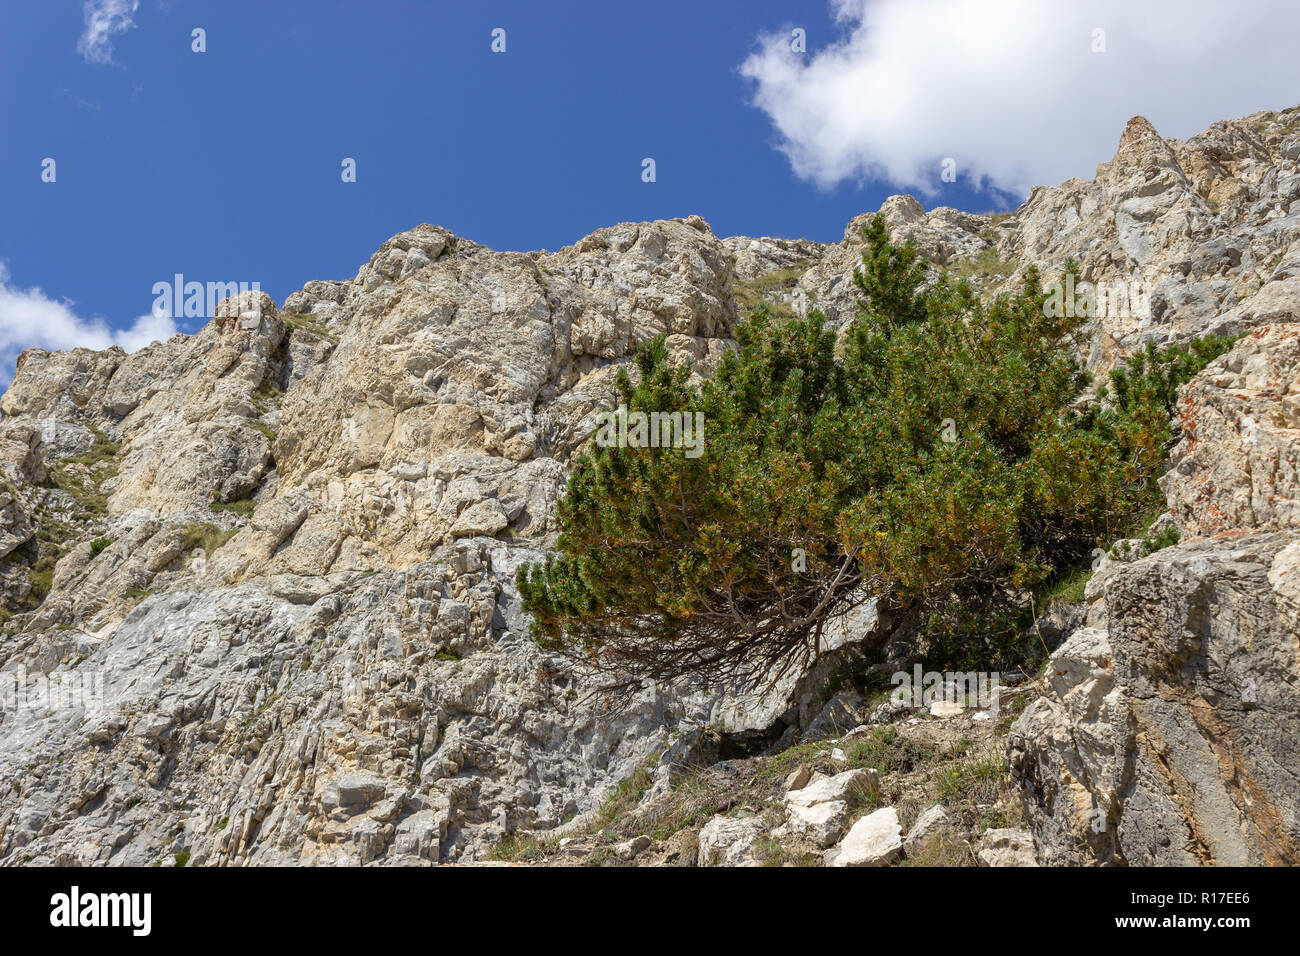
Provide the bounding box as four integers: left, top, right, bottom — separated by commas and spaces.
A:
2, 106, 1298, 866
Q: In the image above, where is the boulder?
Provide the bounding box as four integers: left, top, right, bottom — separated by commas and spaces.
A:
1009, 531, 1300, 865
903, 805, 957, 861
802, 690, 866, 741
826, 807, 902, 867
783, 765, 812, 791
613, 835, 651, 861
697, 814, 767, 867
786, 768, 878, 808
976, 828, 1039, 867
777, 800, 849, 848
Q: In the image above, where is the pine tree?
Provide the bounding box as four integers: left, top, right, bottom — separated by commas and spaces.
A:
518, 217, 1228, 693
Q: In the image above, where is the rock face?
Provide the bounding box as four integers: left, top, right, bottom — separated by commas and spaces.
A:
1010, 529, 1300, 865
0, 548, 701, 865
1010, 320, 1300, 866
788, 108, 1300, 379
0, 218, 748, 865
3, 106, 1300, 866
1161, 323, 1300, 536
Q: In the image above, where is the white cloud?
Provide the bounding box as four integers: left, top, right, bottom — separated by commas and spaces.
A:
77, 0, 139, 65
741, 0, 1300, 198
113, 310, 179, 352
0, 262, 176, 386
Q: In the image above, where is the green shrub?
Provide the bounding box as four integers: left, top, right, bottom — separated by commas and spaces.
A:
209, 498, 256, 518
28, 569, 53, 601
181, 522, 237, 554
518, 217, 1233, 690
949, 247, 1015, 280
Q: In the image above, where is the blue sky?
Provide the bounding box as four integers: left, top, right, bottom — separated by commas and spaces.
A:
2, 0, 1299, 380
3, 0, 948, 353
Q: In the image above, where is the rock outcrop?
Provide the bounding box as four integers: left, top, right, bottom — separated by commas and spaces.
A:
1009, 324, 1300, 865
3, 106, 1300, 866
1161, 323, 1300, 535
0, 218, 747, 865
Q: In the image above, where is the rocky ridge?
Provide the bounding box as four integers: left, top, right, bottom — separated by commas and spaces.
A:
2, 107, 1299, 865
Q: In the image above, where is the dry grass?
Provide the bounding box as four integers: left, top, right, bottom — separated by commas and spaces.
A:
733, 263, 814, 321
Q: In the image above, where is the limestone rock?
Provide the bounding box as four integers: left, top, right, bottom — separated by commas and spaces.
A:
0, 484, 35, 560
0, 423, 48, 483
976, 828, 1039, 867
826, 807, 902, 867
786, 768, 877, 808
697, 814, 767, 867
614, 835, 651, 861
777, 800, 849, 848
802, 690, 866, 741
783, 765, 812, 792
928, 700, 964, 718
903, 805, 956, 860
1009, 531, 1300, 865
1161, 323, 1300, 536
4, 103, 1300, 868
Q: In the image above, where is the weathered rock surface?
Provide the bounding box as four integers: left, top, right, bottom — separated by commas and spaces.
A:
903, 805, 955, 860
0, 218, 758, 865
777, 800, 849, 848
1, 545, 708, 864
697, 814, 767, 867
1161, 323, 1300, 536
826, 806, 902, 867
976, 828, 1039, 867
1009, 530, 1300, 865
1010, 308, 1300, 866
797, 107, 1300, 381
786, 767, 878, 808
